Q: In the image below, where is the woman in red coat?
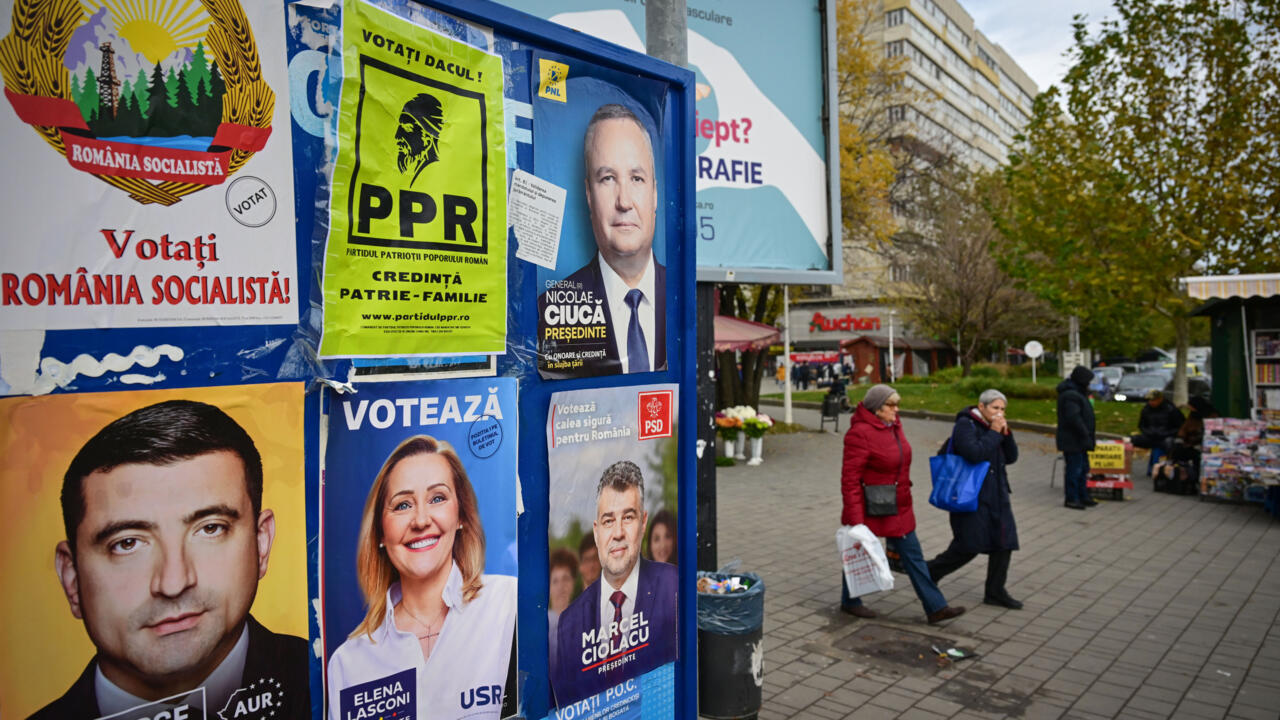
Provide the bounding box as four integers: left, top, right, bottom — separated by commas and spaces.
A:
841, 384, 965, 624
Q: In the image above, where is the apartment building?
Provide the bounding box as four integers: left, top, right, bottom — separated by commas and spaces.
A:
801, 0, 1041, 375
882, 0, 1039, 170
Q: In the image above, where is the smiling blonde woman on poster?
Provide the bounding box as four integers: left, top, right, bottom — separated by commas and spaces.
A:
326, 436, 515, 720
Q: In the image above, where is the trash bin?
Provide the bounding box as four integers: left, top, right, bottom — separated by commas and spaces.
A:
697, 571, 765, 720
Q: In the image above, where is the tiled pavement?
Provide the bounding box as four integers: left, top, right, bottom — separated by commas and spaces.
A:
712, 406, 1280, 719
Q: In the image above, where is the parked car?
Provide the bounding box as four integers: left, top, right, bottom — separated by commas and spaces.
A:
1187, 346, 1212, 365
1113, 373, 1168, 402
1137, 347, 1175, 363
1160, 362, 1205, 377
1180, 375, 1212, 402
1113, 373, 1212, 402
1107, 361, 1142, 375
1093, 366, 1125, 387
1091, 366, 1124, 401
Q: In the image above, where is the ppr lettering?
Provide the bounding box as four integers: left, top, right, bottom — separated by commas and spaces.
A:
357, 183, 478, 244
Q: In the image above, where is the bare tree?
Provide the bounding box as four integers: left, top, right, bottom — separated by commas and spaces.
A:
890, 169, 1061, 375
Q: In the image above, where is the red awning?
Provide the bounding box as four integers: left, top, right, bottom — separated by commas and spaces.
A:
714, 315, 781, 352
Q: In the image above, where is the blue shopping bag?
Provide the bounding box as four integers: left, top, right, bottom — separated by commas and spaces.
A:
928, 439, 989, 512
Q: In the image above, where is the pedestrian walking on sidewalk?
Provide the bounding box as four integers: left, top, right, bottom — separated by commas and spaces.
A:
840, 384, 965, 625
1057, 365, 1098, 510
927, 389, 1023, 610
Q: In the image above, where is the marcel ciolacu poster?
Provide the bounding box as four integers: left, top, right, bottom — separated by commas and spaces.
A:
320, 0, 507, 358
545, 383, 678, 720
322, 377, 518, 720
0, 1, 298, 329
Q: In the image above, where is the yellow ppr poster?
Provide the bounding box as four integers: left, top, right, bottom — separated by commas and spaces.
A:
321, 0, 507, 358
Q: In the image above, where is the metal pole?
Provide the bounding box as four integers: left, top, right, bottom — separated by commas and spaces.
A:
644, 0, 713, 576
783, 285, 793, 423
888, 310, 896, 383
1032, 357, 1037, 384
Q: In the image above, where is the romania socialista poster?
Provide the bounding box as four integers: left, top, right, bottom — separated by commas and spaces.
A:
0, 0, 298, 329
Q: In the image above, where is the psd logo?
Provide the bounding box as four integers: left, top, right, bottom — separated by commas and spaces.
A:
0, 0, 274, 206
637, 389, 673, 440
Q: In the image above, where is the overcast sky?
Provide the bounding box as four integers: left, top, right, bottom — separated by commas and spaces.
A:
961, 0, 1116, 93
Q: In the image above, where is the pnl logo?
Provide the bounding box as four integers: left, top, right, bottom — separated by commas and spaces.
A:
538, 58, 568, 102
637, 389, 673, 440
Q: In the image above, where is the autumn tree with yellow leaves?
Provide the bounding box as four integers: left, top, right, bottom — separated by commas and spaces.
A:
999, 0, 1280, 403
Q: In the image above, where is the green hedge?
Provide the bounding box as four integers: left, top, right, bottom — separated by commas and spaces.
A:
953, 377, 1057, 400
851, 364, 1057, 400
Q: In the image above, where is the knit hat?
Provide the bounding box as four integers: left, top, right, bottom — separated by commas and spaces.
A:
862, 384, 897, 412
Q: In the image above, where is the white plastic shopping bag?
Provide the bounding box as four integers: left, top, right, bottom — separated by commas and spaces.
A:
837, 524, 894, 597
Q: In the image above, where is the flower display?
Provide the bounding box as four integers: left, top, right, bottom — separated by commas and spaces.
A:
714, 409, 743, 441
717, 405, 772, 439
742, 413, 774, 439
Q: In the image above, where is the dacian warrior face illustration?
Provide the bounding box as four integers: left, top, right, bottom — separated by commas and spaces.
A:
395, 93, 445, 186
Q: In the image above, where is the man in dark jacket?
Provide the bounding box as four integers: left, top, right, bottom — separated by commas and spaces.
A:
1129, 389, 1184, 453
1056, 365, 1097, 510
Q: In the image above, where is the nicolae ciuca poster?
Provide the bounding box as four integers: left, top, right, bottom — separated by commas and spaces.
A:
531, 51, 668, 381
322, 378, 518, 720
546, 384, 678, 720
0, 383, 309, 719
0, 1, 298, 329
320, 0, 507, 358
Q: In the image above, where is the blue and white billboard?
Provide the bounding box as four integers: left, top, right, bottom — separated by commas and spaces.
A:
496, 0, 838, 282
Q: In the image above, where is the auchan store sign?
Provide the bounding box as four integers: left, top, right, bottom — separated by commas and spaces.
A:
809, 311, 880, 333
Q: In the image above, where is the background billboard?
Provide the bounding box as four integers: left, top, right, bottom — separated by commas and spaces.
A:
496, 0, 840, 284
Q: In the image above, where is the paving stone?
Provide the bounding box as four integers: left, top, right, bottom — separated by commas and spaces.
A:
715, 410, 1280, 720
897, 708, 950, 720
840, 705, 901, 720
770, 683, 826, 711
914, 695, 968, 717
868, 689, 921, 712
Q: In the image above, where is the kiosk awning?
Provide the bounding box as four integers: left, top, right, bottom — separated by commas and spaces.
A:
713, 315, 781, 352
1182, 274, 1280, 300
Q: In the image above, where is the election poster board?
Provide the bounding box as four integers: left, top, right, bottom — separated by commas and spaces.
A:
0, 0, 299, 329
494, 0, 837, 281
532, 51, 669, 380
0, 382, 309, 719
320, 0, 508, 358
545, 384, 678, 719
322, 377, 519, 720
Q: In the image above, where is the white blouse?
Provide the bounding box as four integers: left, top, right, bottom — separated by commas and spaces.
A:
327, 563, 516, 720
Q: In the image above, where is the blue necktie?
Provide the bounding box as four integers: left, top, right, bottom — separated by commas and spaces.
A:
624, 289, 650, 373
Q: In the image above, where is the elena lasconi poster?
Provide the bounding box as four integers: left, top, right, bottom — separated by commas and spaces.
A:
322, 377, 518, 720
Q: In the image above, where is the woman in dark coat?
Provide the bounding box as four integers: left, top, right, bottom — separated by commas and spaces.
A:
841, 384, 965, 624
926, 389, 1022, 609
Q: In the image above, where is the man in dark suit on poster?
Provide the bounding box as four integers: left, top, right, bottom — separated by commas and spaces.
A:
32, 400, 308, 720
538, 103, 667, 379
550, 461, 677, 707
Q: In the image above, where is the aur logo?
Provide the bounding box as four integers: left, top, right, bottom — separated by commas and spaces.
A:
0, 0, 275, 207
637, 389, 674, 440
217, 678, 283, 720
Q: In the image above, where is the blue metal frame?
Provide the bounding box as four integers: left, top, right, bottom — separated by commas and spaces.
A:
421, 2, 698, 718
